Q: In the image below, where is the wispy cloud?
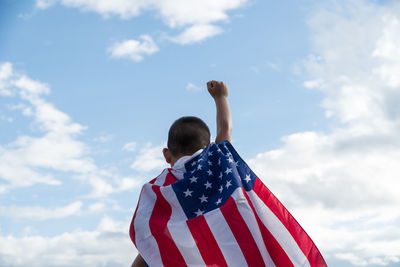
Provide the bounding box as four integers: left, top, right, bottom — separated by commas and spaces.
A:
122, 142, 137, 152
266, 61, 280, 71
170, 24, 223, 45
130, 142, 167, 172
185, 82, 202, 91
35, 0, 57, 9
0, 201, 82, 220
0, 115, 13, 123
0, 62, 13, 96
93, 134, 113, 143
108, 35, 159, 62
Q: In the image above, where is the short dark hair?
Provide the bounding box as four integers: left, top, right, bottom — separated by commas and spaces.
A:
167, 116, 210, 157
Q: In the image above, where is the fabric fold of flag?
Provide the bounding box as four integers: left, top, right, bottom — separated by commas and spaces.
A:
130, 141, 327, 267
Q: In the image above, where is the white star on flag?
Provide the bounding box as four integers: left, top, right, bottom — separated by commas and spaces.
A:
225, 167, 232, 175
199, 194, 208, 203
204, 181, 212, 189
183, 188, 193, 197
244, 174, 251, 183
189, 176, 198, 183
218, 185, 223, 193
194, 209, 204, 217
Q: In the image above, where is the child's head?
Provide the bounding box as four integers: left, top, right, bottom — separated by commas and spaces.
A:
163, 116, 210, 165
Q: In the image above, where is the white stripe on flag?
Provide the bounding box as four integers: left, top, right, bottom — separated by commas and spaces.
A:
248, 190, 311, 267
231, 189, 276, 267
160, 186, 206, 266
134, 183, 163, 266
153, 169, 168, 185
204, 208, 247, 267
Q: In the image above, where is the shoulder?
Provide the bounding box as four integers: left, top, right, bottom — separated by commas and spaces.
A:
147, 168, 178, 186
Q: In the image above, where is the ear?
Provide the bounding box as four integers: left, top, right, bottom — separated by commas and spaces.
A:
163, 148, 172, 164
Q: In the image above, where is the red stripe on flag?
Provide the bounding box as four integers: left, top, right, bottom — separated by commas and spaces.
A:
187, 215, 228, 267
253, 178, 327, 267
220, 197, 265, 266
242, 188, 294, 267
164, 170, 178, 186
149, 185, 186, 267
129, 187, 143, 247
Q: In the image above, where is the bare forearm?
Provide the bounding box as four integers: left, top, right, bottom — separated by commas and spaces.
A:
207, 80, 232, 143
214, 96, 232, 143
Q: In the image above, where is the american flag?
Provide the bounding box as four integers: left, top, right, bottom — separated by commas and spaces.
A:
130, 141, 327, 266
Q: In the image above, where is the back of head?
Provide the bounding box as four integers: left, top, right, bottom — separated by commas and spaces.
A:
167, 116, 210, 157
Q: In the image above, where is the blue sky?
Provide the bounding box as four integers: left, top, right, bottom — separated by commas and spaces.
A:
1, 0, 400, 266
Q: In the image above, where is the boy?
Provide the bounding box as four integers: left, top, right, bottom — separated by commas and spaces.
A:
130, 81, 327, 267
131, 80, 231, 267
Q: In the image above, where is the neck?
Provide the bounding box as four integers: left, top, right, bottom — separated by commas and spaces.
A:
170, 158, 178, 167
170, 153, 192, 168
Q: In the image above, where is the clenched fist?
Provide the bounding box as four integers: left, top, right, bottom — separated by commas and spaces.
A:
207, 80, 229, 99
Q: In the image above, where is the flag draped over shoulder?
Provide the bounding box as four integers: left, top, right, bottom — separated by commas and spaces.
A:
130, 141, 327, 267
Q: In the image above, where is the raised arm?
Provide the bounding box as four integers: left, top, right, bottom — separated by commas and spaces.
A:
207, 80, 232, 143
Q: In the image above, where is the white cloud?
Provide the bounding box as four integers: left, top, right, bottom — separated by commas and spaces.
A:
185, 82, 202, 91
130, 142, 167, 172
77, 170, 142, 198
14, 75, 50, 96
0, 62, 13, 96
122, 142, 137, 152
0, 201, 82, 220
303, 79, 323, 89
117, 177, 142, 191
0, 62, 141, 196
0, 217, 136, 266
88, 202, 105, 212
58, 0, 144, 19
155, 0, 246, 28
372, 14, 400, 89
108, 35, 159, 62
0, 63, 91, 190
48, 0, 247, 24
170, 24, 223, 45
37, 0, 247, 45
247, 1, 400, 265
35, 0, 57, 9
93, 134, 113, 143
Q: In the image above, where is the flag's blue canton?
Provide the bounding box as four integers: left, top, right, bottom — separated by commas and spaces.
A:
171, 141, 257, 219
